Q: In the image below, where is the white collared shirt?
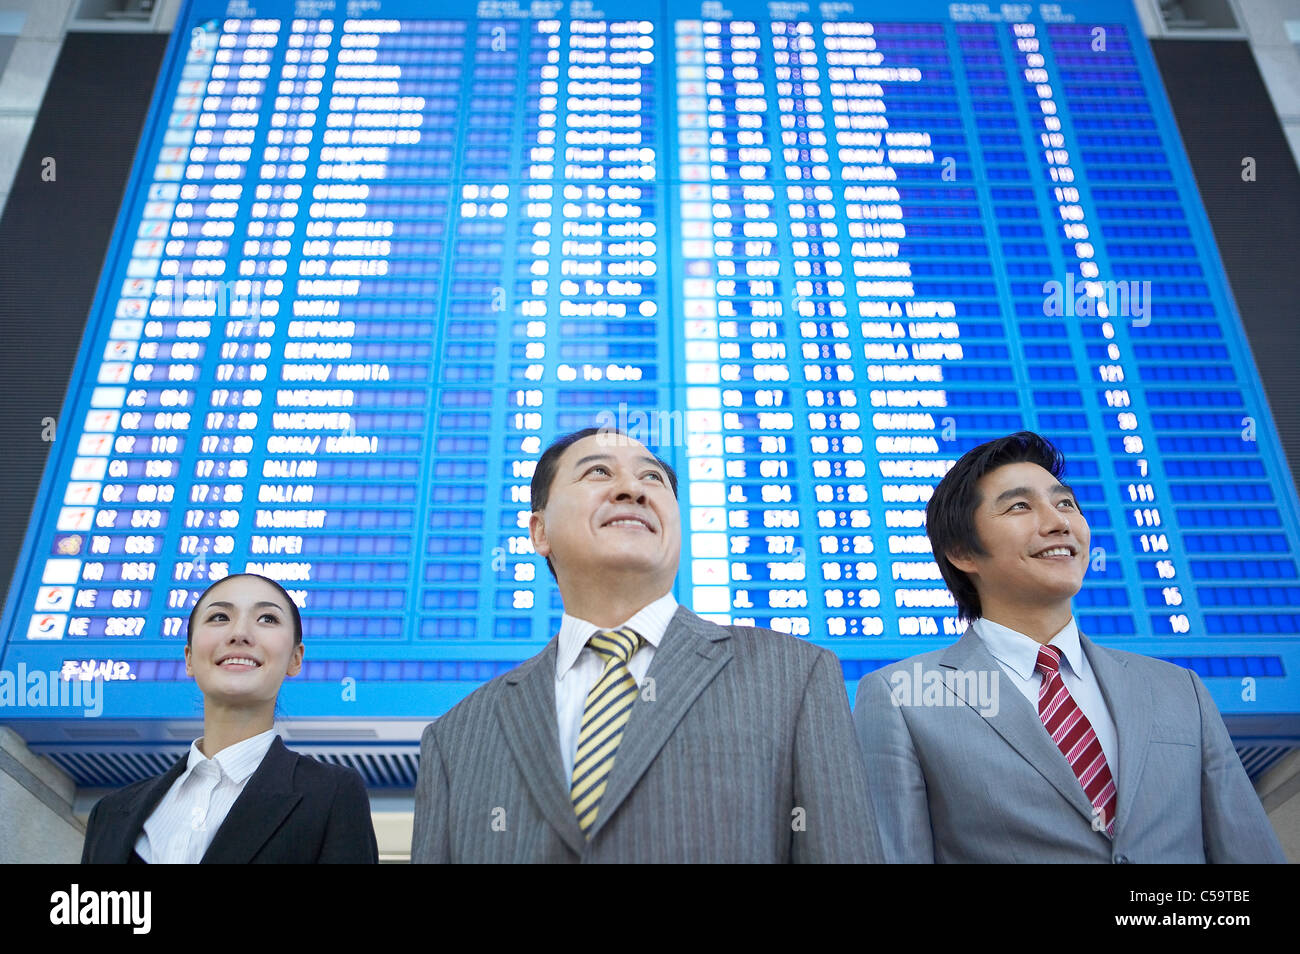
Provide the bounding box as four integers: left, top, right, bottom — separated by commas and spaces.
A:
972, 616, 1120, 787
554, 591, 678, 782
135, 728, 277, 864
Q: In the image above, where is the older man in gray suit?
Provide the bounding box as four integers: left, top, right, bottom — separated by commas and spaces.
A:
413, 426, 880, 862
856, 431, 1285, 863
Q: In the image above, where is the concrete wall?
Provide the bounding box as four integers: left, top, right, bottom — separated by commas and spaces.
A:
0, 726, 83, 863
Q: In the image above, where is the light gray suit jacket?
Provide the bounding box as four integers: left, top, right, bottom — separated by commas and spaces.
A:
413, 605, 882, 862
854, 628, 1286, 863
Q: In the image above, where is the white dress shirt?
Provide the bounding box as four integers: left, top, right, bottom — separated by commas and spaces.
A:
971, 616, 1120, 787
554, 591, 678, 783
135, 728, 277, 864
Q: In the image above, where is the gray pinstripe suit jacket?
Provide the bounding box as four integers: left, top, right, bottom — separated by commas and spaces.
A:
412, 605, 882, 862
854, 628, 1286, 863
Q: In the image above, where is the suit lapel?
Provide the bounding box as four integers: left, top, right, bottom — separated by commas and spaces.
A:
941, 629, 1098, 827
496, 639, 586, 855
1081, 634, 1150, 832
586, 606, 733, 841
108, 756, 187, 863
200, 737, 301, 864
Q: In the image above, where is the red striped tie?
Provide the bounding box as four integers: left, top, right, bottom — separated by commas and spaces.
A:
1035, 645, 1116, 835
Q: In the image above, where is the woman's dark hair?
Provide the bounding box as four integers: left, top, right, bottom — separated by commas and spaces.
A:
925, 431, 1069, 622
186, 573, 303, 645
530, 426, 678, 579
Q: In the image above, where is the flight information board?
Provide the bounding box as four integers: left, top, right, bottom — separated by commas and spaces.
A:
3, 0, 1299, 729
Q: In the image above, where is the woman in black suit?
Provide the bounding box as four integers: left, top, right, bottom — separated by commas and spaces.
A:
82, 573, 378, 863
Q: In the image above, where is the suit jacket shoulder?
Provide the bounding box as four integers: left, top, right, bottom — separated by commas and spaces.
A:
414, 606, 880, 862
83, 737, 378, 864
204, 736, 377, 864
85, 768, 177, 821
720, 618, 835, 667
82, 757, 186, 864
422, 640, 555, 747
855, 628, 1285, 863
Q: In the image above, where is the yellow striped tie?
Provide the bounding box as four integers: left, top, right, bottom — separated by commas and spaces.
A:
571, 627, 643, 837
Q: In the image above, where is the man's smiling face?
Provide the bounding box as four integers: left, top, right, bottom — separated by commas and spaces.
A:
948, 460, 1091, 614
528, 433, 681, 592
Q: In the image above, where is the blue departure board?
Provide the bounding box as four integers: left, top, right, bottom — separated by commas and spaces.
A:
3, 0, 1298, 739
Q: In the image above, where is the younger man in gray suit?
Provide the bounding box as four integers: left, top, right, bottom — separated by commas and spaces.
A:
855, 431, 1285, 863
414, 426, 881, 862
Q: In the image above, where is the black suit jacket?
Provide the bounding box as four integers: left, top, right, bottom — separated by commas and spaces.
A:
81, 737, 378, 863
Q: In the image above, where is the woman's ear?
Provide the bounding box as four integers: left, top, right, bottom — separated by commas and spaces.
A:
285, 641, 304, 678
184, 642, 193, 678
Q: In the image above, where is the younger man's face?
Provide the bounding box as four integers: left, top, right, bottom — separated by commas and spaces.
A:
949, 461, 1090, 612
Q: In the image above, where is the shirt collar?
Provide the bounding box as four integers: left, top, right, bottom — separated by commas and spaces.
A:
971, 616, 1082, 680
184, 728, 278, 785
556, 591, 678, 678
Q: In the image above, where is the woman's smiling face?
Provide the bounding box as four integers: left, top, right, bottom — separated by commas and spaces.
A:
184, 575, 303, 708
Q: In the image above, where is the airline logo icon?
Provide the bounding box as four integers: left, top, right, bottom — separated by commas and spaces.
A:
76, 433, 112, 456
687, 432, 723, 455
147, 182, 179, 201
690, 507, 726, 532
42, 559, 82, 584
692, 560, 729, 585
690, 532, 728, 558
686, 409, 723, 432
109, 319, 143, 339
692, 587, 731, 614
103, 340, 137, 362
27, 614, 67, 640
688, 457, 724, 481
63, 483, 100, 506
70, 456, 109, 480
56, 506, 95, 531
97, 363, 132, 384
90, 387, 126, 409
115, 298, 148, 318
84, 410, 119, 432
126, 257, 160, 278
35, 586, 73, 612
121, 278, 154, 297
52, 534, 83, 556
